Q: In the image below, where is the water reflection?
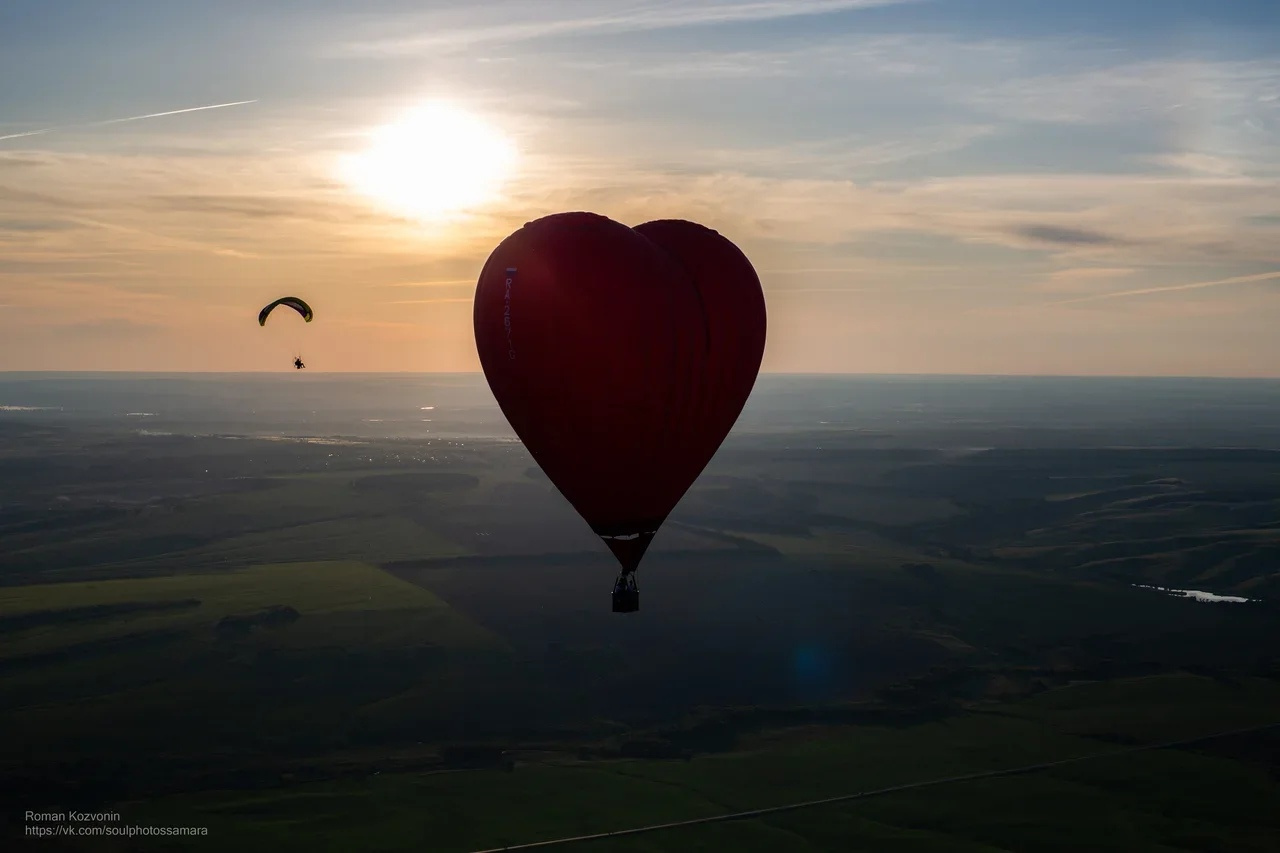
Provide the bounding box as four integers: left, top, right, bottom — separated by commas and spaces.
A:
1134, 584, 1253, 603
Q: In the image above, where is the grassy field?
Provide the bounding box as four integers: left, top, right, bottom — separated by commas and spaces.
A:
3, 425, 1280, 850
3, 474, 477, 580
0, 560, 492, 657
0, 559, 508, 804
107, 674, 1280, 852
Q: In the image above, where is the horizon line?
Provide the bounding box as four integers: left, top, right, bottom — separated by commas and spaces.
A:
3, 370, 1280, 381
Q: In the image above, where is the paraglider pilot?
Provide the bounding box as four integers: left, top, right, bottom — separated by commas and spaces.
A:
294, 357, 306, 370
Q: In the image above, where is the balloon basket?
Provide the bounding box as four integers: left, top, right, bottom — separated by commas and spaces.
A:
612, 588, 639, 613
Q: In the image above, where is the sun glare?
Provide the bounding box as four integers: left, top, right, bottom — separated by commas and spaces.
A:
340, 101, 518, 222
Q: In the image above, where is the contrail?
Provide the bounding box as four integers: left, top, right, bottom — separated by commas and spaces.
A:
95, 100, 258, 127
1045, 269, 1280, 306
0, 129, 50, 142
0, 100, 257, 142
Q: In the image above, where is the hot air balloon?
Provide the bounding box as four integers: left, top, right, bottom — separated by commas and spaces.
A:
473, 213, 766, 612
258, 297, 313, 369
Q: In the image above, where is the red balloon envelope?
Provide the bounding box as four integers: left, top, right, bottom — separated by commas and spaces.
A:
473, 212, 766, 576
633, 219, 768, 480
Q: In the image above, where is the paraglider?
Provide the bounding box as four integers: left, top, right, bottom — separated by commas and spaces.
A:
258, 297, 313, 371
473, 212, 767, 612
258, 296, 313, 326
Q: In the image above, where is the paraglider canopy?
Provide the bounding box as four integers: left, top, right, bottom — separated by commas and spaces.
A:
258, 297, 313, 326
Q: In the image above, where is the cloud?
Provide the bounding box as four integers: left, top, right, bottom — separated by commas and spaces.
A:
149, 194, 305, 220
45, 318, 165, 337
1032, 266, 1138, 294
147, 193, 392, 226
0, 218, 77, 233
0, 279, 179, 338
585, 31, 1030, 83
337, 0, 917, 56
6, 140, 1277, 286
963, 58, 1280, 129
760, 264, 966, 274
376, 279, 476, 288
656, 124, 998, 179
335, 319, 424, 329
0, 154, 47, 170
627, 51, 801, 80
384, 297, 474, 305
766, 284, 991, 295
64, 216, 259, 259
1152, 153, 1249, 177
880, 172, 1280, 263
1046, 267, 1137, 280
1, 60, 1274, 328
0, 184, 74, 208
0, 256, 143, 275
1043, 270, 1280, 307
1010, 224, 1133, 248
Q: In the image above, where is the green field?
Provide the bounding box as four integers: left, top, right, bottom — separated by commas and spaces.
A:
3, 427, 1280, 851
110, 675, 1280, 852
0, 560, 495, 658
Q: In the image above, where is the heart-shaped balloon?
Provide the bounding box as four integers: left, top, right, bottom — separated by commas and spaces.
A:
633, 219, 768, 480
473, 212, 766, 576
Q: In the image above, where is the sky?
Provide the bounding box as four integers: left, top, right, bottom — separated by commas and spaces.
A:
1, 0, 1278, 375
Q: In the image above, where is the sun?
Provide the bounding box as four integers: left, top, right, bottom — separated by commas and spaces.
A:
340, 101, 518, 222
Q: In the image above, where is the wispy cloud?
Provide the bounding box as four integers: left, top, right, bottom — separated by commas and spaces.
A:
658, 124, 997, 178
1033, 266, 1139, 294
47, 318, 165, 338
63, 216, 259, 260
0, 279, 178, 330
1010, 224, 1134, 248
4, 5, 1279, 373
337, 0, 917, 55
376, 279, 476, 288
6, 139, 1276, 280
147, 193, 392, 226
1044, 270, 1280, 306
767, 284, 1000, 295
384, 297, 474, 305
963, 58, 1280, 128
759, 265, 966, 274
0, 218, 77, 233
1046, 267, 1137, 281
